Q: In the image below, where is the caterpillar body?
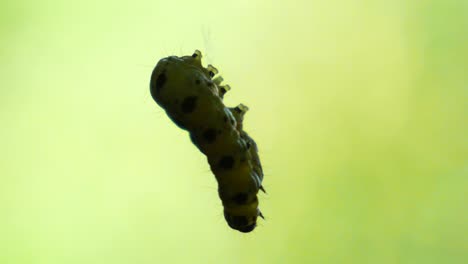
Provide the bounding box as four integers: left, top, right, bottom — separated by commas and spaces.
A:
150, 50, 265, 233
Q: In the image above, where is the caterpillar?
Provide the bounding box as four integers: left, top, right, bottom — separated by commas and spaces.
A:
149, 50, 265, 233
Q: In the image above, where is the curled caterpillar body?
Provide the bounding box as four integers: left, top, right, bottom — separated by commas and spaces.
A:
150, 50, 265, 233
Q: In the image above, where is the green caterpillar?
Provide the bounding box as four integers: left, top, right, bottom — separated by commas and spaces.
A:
150, 50, 265, 233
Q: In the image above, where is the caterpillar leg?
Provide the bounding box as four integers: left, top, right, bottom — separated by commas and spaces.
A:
259, 210, 265, 219
191, 49, 202, 59
218, 84, 230, 99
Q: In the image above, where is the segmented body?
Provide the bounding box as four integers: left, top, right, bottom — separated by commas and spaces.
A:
149, 50, 264, 232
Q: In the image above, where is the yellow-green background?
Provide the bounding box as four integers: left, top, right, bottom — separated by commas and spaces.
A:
1, 0, 466, 263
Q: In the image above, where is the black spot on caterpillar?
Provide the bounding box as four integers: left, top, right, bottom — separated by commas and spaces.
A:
149, 50, 265, 233
218, 155, 235, 170
181, 96, 198, 114
154, 71, 166, 94
203, 128, 217, 143
232, 192, 248, 205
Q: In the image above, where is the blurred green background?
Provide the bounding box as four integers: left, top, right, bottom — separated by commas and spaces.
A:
1, 0, 467, 263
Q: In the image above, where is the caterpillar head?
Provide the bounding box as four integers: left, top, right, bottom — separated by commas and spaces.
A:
222, 191, 262, 233
218, 178, 262, 233
224, 208, 259, 233
150, 50, 224, 104
150, 50, 229, 131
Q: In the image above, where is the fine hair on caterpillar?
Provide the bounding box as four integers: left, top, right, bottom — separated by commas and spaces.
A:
149, 50, 266, 233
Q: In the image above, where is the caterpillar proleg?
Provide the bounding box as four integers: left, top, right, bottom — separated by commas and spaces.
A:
150, 50, 265, 233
